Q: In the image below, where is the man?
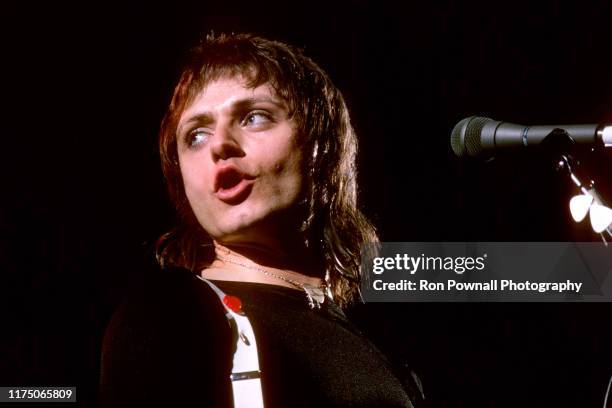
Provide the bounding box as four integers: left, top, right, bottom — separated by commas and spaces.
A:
100, 33, 423, 407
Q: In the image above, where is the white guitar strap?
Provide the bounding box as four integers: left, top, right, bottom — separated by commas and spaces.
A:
197, 277, 265, 408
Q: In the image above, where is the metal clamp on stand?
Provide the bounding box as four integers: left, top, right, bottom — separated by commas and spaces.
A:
539, 129, 612, 243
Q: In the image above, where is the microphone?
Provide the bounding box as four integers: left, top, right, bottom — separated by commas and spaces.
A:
451, 116, 612, 158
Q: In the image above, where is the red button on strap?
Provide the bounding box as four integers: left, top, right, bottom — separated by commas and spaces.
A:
223, 295, 244, 314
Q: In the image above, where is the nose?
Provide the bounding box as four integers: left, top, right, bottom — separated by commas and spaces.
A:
210, 122, 245, 162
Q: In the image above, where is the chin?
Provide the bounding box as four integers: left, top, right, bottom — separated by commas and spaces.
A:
210, 211, 269, 241
213, 207, 300, 244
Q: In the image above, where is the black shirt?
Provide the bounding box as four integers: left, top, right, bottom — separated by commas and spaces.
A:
100, 268, 420, 407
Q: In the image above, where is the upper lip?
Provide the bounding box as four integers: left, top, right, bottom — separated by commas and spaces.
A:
213, 164, 254, 192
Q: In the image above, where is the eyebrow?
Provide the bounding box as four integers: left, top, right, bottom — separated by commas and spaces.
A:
177, 96, 286, 136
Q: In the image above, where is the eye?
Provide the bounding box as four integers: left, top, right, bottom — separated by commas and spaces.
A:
241, 111, 272, 128
185, 128, 211, 148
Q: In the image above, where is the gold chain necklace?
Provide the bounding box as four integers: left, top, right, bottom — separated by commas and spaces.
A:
216, 256, 328, 309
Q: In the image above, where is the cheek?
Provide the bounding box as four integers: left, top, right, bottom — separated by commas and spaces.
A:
269, 151, 304, 195
179, 162, 196, 196
179, 159, 211, 202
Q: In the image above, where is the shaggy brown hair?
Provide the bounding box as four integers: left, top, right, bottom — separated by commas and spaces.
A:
156, 33, 378, 308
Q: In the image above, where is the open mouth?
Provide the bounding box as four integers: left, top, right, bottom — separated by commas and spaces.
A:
218, 170, 244, 191
214, 167, 255, 204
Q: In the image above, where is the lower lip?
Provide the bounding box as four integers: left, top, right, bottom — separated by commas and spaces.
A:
215, 178, 255, 204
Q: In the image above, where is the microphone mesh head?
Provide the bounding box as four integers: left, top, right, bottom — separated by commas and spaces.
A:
450, 116, 492, 157
450, 117, 471, 157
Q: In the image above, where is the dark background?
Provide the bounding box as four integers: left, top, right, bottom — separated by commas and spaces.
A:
2, 4, 612, 407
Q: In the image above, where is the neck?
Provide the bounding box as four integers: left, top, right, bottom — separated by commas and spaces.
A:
200, 241, 325, 289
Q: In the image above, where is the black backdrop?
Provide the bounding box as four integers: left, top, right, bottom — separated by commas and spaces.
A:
2, 4, 612, 407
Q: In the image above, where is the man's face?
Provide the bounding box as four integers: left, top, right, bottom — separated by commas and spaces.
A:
176, 76, 305, 246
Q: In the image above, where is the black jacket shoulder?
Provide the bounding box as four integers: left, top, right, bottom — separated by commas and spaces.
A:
99, 268, 234, 407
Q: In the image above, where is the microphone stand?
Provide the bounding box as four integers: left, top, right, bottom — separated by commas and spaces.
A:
541, 129, 612, 243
